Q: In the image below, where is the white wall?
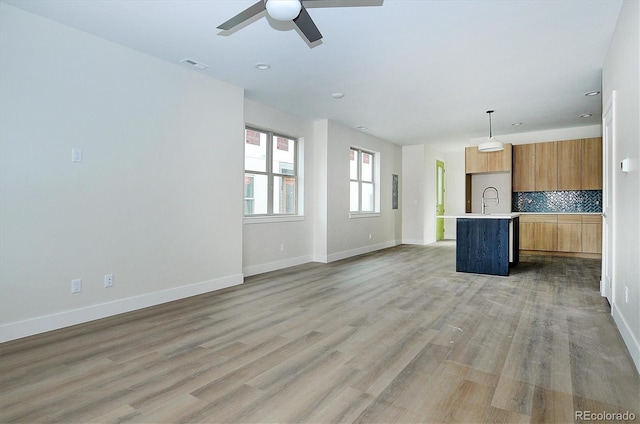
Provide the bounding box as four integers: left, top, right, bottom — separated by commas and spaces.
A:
443, 150, 466, 239
422, 146, 444, 244
401, 144, 447, 244
402, 145, 425, 244
603, 0, 640, 372
312, 120, 329, 262
242, 100, 315, 276
242, 115, 402, 267
317, 121, 402, 261
0, 4, 245, 341
470, 173, 512, 215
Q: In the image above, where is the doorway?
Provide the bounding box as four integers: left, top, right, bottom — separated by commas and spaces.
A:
436, 160, 445, 240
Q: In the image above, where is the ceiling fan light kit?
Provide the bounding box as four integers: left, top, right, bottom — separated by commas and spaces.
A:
478, 110, 505, 152
265, 0, 302, 21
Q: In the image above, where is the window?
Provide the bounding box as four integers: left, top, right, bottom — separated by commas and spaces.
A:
350, 147, 376, 213
244, 128, 298, 216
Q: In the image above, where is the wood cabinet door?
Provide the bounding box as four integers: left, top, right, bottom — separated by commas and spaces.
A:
519, 222, 535, 250
465, 147, 488, 174
535, 142, 557, 191
487, 144, 512, 172
582, 138, 603, 189
534, 223, 558, 251
557, 215, 582, 252
557, 139, 582, 190
582, 215, 602, 253
513, 144, 535, 192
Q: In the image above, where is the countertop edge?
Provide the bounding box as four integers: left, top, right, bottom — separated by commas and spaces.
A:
440, 212, 602, 219
440, 213, 520, 219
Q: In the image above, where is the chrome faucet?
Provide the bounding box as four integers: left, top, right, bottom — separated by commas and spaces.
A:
482, 186, 499, 215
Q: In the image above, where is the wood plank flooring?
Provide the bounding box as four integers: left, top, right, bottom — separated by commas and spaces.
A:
1, 242, 638, 423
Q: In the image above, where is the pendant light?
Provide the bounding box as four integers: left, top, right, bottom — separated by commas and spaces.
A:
478, 110, 505, 152
265, 0, 302, 21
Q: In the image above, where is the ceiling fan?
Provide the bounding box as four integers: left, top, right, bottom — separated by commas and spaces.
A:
217, 0, 378, 43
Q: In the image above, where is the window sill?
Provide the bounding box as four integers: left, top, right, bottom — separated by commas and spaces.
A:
244, 215, 305, 224
349, 212, 381, 219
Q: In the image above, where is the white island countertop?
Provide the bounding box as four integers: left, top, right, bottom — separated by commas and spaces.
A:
439, 213, 520, 219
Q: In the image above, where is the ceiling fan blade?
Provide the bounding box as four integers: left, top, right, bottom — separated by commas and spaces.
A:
293, 5, 322, 43
217, 1, 266, 30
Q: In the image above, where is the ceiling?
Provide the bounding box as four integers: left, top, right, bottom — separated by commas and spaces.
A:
4, 0, 623, 152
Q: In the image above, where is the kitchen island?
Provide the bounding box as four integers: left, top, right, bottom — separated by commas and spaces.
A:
441, 213, 520, 276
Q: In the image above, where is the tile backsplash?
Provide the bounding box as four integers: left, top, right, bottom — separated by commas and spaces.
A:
512, 190, 602, 213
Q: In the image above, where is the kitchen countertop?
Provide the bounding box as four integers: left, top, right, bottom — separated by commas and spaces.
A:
440, 213, 520, 219
440, 212, 602, 218
514, 212, 602, 215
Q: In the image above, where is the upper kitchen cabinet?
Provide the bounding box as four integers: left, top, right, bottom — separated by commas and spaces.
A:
488, 144, 512, 172
534, 141, 558, 191
582, 138, 603, 190
465, 144, 512, 174
512, 144, 536, 191
557, 138, 603, 190
512, 138, 602, 192
557, 139, 582, 190
465, 146, 487, 174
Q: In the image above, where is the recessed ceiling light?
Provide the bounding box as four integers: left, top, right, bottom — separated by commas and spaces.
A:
580, 114, 592, 118
356, 126, 367, 131
180, 58, 210, 70
255, 63, 271, 70
511, 122, 522, 126
585, 91, 601, 96
332, 93, 345, 99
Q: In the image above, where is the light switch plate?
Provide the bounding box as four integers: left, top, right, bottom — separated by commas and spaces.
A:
71, 148, 82, 162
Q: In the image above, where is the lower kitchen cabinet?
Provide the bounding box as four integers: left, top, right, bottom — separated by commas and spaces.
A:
534, 222, 558, 251
519, 222, 535, 250
558, 215, 582, 252
519, 214, 601, 256
582, 215, 602, 253
520, 214, 557, 251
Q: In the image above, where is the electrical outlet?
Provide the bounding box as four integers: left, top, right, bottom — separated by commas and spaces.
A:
71, 279, 82, 294
280, 243, 285, 252
104, 273, 114, 288
369, 233, 372, 240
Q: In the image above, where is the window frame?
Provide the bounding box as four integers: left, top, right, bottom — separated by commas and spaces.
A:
350, 147, 378, 215
244, 127, 299, 217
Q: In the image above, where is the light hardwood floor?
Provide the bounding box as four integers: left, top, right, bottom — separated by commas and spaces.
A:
1, 242, 638, 423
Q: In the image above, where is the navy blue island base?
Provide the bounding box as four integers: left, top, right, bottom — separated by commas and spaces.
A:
456, 217, 519, 276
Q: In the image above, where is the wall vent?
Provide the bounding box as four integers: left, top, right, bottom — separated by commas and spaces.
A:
180, 58, 210, 70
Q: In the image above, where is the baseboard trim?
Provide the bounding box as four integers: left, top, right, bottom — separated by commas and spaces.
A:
401, 238, 425, 245
243, 255, 313, 277
612, 304, 640, 374
327, 240, 400, 263
0, 273, 243, 343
